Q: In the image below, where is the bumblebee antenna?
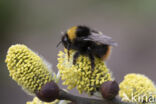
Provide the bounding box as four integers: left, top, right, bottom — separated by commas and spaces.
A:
56, 41, 62, 47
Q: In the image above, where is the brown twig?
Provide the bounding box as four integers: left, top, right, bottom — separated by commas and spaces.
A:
58, 89, 133, 104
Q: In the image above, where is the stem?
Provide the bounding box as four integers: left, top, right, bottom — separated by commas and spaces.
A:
58, 89, 133, 104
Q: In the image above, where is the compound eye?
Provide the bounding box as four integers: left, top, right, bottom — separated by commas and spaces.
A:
62, 35, 70, 49
63, 36, 68, 42
64, 36, 67, 41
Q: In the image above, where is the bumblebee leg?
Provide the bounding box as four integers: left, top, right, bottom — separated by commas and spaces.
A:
89, 53, 95, 70
73, 52, 80, 65
67, 44, 71, 61
67, 50, 70, 61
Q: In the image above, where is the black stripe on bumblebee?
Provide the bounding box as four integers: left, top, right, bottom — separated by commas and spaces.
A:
57, 25, 117, 70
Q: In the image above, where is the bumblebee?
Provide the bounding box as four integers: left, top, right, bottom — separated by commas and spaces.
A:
57, 25, 117, 70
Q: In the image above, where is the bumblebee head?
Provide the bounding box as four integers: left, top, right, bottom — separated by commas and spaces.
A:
60, 33, 71, 49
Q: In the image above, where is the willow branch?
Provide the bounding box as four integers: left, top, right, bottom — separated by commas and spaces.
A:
58, 89, 133, 104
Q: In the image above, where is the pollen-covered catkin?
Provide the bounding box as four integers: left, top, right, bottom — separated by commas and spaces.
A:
57, 49, 112, 95
5, 44, 55, 95
119, 73, 156, 103
26, 97, 59, 104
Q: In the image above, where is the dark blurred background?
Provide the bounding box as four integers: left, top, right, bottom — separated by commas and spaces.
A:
0, 0, 156, 104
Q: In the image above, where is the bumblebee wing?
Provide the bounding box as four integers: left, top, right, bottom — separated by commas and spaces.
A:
84, 32, 117, 47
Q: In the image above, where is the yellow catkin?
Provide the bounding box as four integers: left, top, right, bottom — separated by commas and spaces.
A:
57, 49, 112, 95
5, 44, 54, 95
26, 97, 59, 104
119, 73, 156, 103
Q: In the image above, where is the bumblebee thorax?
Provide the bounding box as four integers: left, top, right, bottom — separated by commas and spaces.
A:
67, 26, 77, 41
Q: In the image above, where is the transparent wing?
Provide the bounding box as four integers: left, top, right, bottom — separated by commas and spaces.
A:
83, 32, 118, 47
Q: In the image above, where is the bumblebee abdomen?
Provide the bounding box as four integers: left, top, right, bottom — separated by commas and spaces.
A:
93, 45, 111, 60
